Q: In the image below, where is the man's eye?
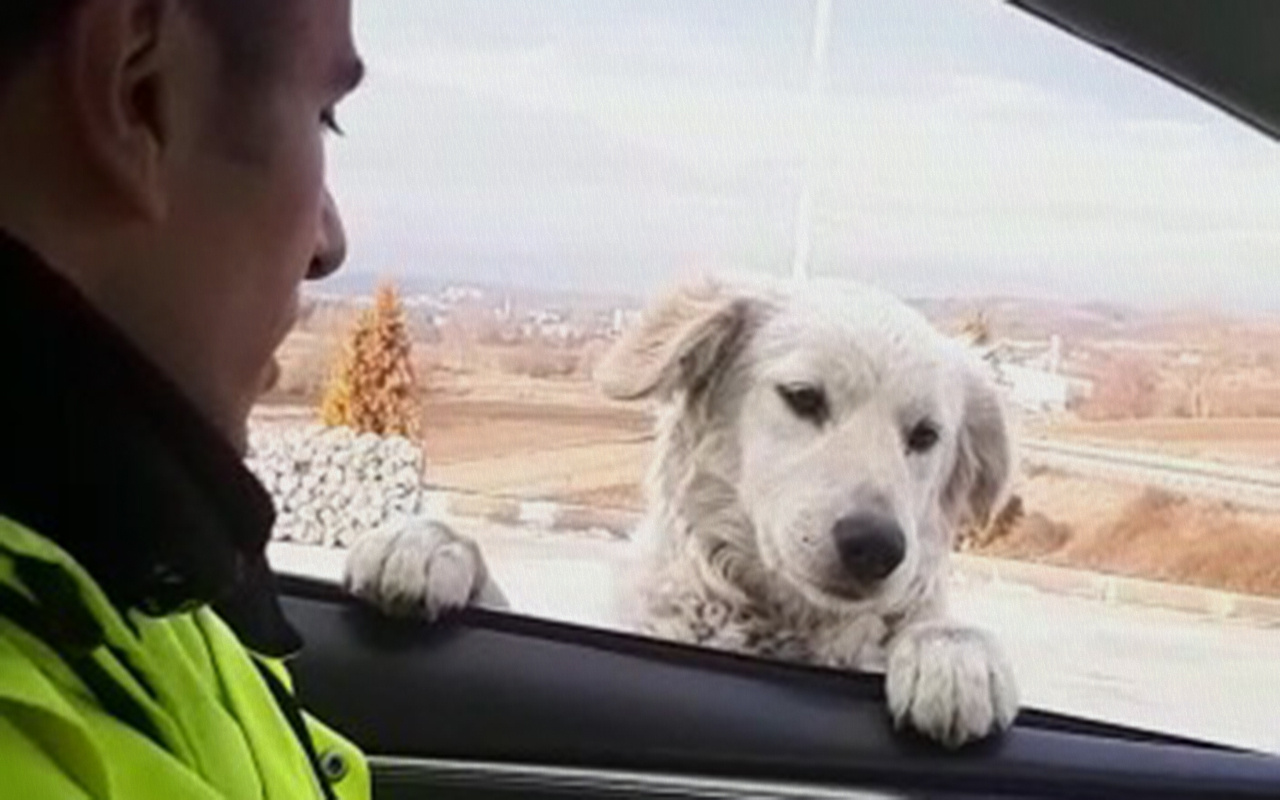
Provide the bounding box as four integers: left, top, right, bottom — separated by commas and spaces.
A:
905, 420, 940, 454
321, 108, 344, 136
777, 385, 829, 425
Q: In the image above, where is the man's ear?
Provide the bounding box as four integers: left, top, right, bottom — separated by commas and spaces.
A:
65, 0, 177, 220
943, 360, 1013, 529
595, 279, 762, 403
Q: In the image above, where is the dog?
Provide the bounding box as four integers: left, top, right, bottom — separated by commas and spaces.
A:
339, 275, 1017, 749
592, 277, 1019, 748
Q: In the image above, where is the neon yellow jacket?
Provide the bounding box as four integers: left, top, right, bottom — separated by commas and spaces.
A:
0, 516, 370, 799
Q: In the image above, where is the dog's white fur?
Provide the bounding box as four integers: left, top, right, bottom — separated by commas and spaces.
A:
340, 275, 1018, 749
344, 520, 508, 620
594, 277, 1019, 748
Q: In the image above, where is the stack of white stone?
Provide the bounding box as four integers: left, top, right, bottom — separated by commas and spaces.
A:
245, 424, 427, 547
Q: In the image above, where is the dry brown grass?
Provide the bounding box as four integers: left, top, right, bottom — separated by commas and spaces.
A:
979, 480, 1280, 597
498, 345, 581, 380
271, 328, 612, 404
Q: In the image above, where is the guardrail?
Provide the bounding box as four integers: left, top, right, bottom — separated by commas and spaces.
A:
1020, 439, 1280, 511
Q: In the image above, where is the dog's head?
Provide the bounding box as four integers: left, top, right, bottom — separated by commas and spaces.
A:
597, 278, 1011, 611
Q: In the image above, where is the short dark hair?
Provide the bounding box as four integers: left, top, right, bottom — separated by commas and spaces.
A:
0, 1, 81, 79
186, 0, 294, 90
0, 0, 290, 87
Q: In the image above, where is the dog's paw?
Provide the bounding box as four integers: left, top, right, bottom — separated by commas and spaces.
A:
885, 622, 1018, 749
816, 615, 889, 671
343, 518, 509, 620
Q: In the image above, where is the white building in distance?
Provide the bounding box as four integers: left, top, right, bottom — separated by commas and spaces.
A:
973, 334, 1093, 415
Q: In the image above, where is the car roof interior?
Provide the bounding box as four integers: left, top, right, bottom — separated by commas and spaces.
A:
1011, 0, 1280, 140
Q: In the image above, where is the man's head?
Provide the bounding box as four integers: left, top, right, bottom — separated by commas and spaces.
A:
0, 0, 363, 451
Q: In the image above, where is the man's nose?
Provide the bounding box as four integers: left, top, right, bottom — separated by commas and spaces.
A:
308, 189, 347, 280
831, 513, 906, 583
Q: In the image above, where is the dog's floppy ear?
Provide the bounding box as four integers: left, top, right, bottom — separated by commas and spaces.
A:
595, 279, 757, 402
943, 362, 1012, 529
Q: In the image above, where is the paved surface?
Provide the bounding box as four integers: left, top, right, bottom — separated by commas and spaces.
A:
270, 529, 1280, 754
1022, 438, 1280, 511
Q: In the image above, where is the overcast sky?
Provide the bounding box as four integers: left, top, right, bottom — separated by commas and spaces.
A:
326, 0, 1280, 311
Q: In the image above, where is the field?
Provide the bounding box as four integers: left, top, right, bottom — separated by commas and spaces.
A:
260, 318, 1280, 598
422, 396, 650, 509
987, 473, 1280, 597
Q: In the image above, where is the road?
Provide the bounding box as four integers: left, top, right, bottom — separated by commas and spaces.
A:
270, 529, 1280, 755
1022, 438, 1280, 510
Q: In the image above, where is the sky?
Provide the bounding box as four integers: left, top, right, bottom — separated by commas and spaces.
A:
326, 0, 1280, 311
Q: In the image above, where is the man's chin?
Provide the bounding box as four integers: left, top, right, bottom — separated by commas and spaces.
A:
227, 420, 252, 458
221, 392, 257, 458
261, 356, 282, 394
224, 358, 280, 458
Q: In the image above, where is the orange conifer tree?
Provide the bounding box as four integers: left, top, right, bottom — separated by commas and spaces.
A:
319, 283, 421, 437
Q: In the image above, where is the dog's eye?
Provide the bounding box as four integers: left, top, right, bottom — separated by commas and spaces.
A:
905, 421, 940, 454
778, 385, 829, 425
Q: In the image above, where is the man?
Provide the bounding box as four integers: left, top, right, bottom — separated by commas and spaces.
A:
0, 1, 499, 797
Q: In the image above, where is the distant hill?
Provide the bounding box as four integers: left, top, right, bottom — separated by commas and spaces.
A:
307, 276, 1280, 357
306, 276, 643, 315
910, 295, 1280, 349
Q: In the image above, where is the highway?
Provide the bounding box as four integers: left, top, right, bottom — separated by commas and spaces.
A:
1021, 438, 1280, 510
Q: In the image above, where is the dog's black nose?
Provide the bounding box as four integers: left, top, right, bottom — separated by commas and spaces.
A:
832, 514, 906, 582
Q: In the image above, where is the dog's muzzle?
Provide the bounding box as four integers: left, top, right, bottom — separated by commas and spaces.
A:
832, 513, 906, 583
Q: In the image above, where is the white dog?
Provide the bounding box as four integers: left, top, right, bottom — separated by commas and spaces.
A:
340, 276, 1017, 749
593, 277, 1019, 748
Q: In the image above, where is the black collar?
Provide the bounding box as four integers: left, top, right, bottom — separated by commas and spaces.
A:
0, 230, 301, 657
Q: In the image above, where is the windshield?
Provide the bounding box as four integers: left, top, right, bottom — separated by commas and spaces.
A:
256, 0, 1280, 754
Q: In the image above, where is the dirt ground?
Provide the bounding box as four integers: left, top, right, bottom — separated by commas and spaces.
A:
983, 472, 1280, 598
421, 397, 650, 508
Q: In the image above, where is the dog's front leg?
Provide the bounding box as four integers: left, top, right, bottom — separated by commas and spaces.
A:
814, 614, 891, 671
344, 517, 509, 620
884, 620, 1018, 749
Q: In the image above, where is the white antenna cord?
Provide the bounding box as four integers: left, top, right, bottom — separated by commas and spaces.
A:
791, 0, 833, 285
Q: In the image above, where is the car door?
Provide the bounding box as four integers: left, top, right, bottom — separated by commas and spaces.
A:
277, 574, 1280, 800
